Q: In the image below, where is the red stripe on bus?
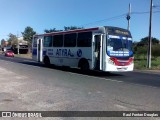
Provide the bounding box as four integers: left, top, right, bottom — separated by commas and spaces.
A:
35, 27, 99, 37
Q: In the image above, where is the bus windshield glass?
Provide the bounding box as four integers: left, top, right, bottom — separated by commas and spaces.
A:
107, 37, 132, 51
107, 36, 133, 57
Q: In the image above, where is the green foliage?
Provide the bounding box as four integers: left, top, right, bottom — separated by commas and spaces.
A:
134, 59, 147, 69
135, 46, 147, 59
22, 26, 36, 46
44, 26, 83, 33
134, 44, 160, 60
44, 28, 62, 33
137, 36, 159, 46
152, 45, 160, 58
151, 58, 160, 66
8, 33, 18, 46
134, 37, 160, 70
134, 57, 160, 70
136, 46, 147, 54
64, 26, 83, 31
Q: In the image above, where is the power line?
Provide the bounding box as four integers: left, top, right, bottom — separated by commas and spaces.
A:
81, 10, 160, 27
153, 10, 160, 13
154, 7, 160, 10
81, 14, 126, 27
132, 11, 150, 14
132, 10, 160, 15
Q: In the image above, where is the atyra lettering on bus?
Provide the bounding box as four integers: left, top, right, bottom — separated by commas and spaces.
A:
56, 49, 74, 57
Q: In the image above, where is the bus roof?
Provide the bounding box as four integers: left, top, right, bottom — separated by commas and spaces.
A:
34, 26, 131, 37
35, 27, 99, 37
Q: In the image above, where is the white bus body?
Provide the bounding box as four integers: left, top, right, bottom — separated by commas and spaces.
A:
32, 26, 134, 72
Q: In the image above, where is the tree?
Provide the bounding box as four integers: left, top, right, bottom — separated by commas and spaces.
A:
136, 46, 148, 59
44, 26, 83, 33
64, 26, 83, 31
137, 37, 159, 46
8, 33, 18, 46
44, 28, 62, 33
152, 45, 160, 58
134, 37, 160, 60
132, 41, 138, 53
22, 26, 36, 46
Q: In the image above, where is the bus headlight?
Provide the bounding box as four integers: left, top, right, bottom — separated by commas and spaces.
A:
129, 57, 134, 65
108, 58, 115, 65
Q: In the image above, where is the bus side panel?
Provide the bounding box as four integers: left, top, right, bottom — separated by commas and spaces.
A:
75, 47, 92, 68
32, 47, 37, 61
44, 47, 92, 68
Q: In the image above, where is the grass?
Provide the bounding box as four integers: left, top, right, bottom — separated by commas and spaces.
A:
7, 51, 160, 70
134, 55, 160, 70
14, 53, 32, 59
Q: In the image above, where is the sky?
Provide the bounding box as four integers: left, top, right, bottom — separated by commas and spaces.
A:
0, 0, 160, 42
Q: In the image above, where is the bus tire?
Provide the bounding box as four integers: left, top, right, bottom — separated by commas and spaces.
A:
78, 59, 89, 71
44, 56, 50, 67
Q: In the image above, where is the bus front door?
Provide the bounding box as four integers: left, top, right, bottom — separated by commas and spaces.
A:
37, 39, 43, 62
93, 35, 103, 70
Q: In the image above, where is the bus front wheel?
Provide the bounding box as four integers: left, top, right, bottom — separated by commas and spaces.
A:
44, 56, 50, 67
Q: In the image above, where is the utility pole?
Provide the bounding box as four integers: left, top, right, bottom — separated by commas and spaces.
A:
17, 31, 19, 54
147, 0, 153, 68
126, 3, 131, 30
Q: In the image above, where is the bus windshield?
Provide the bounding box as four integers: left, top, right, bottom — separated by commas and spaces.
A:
107, 37, 133, 57
107, 38, 132, 51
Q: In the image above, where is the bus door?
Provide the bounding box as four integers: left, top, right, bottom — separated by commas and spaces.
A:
93, 34, 103, 70
37, 38, 43, 62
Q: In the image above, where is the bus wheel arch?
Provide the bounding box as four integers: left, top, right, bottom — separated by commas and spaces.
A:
43, 56, 50, 66
78, 58, 89, 70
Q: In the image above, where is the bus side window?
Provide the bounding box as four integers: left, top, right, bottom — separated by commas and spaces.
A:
44, 36, 52, 47
64, 33, 76, 47
53, 35, 63, 47
77, 32, 92, 47
95, 35, 101, 52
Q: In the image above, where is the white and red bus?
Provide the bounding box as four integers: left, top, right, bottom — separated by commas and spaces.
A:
32, 26, 134, 72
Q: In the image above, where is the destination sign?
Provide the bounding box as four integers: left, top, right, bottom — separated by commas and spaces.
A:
106, 27, 131, 37
115, 30, 129, 36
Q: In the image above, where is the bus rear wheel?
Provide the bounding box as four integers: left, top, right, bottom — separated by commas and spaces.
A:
79, 59, 89, 71
44, 56, 50, 67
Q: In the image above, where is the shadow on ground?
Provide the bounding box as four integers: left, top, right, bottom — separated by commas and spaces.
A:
18, 61, 124, 78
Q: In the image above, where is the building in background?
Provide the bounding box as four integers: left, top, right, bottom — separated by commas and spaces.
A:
12, 37, 29, 54
17, 37, 28, 45
1, 37, 28, 54
1, 40, 9, 47
1, 40, 9, 52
